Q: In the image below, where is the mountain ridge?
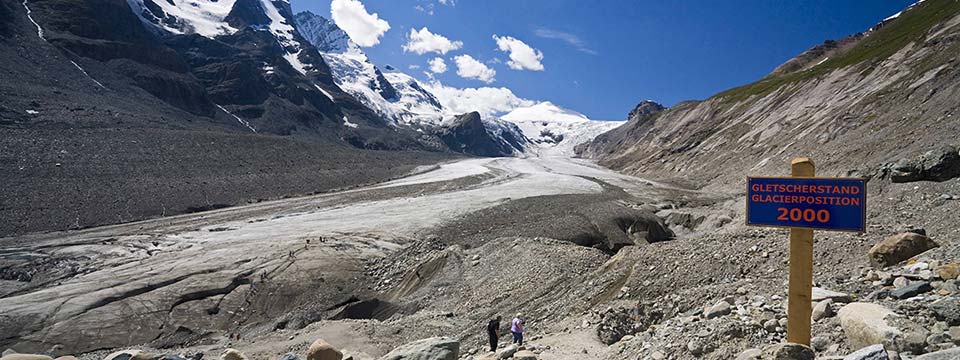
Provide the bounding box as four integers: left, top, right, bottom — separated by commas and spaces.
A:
579, 0, 960, 190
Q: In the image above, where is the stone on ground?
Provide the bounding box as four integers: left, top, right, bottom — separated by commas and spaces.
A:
812, 287, 853, 303
105, 350, 155, 360
810, 336, 831, 352
704, 300, 731, 319
0, 355, 54, 360
496, 345, 518, 359
734, 348, 761, 360
914, 347, 960, 359
867, 233, 938, 268
760, 343, 814, 360
936, 263, 960, 280
890, 281, 933, 299
596, 307, 636, 344
306, 339, 342, 360
842, 344, 887, 360
812, 299, 835, 321
379, 337, 459, 360
837, 303, 901, 350
929, 295, 960, 325
220, 349, 248, 360
511, 350, 537, 360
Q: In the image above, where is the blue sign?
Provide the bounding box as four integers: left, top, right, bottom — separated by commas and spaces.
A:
747, 177, 866, 232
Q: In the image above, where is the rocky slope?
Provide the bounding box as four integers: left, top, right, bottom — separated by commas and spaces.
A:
0, 0, 457, 236
565, 1, 960, 359
579, 0, 960, 191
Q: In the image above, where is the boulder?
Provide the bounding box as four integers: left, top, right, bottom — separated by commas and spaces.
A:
596, 308, 636, 345
511, 350, 537, 360
867, 233, 938, 268
0, 355, 54, 360
936, 263, 960, 280
379, 337, 459, 360
918, 145, 960, 181
929, 296, 960, 325
914, 347, 960, 360
306, 339, 342, 360
705, 301, 731, 319
760, 343, 814, 360
496, 345, 518, 359
812, 299, 835, 321
837, 303, 901, 350
220, 349, 247, 360
890, 145, 960, 183
842, 344, 887, 360
735, 348, 761, 360
889, 281, 932, 299
105, 350, 157, 360
810, 336, 831, 352
278, 354, 298, 360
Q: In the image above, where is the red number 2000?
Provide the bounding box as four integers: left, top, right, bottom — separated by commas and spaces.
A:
777, 207, 830, 223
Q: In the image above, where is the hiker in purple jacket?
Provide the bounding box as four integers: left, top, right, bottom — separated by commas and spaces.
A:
510, 313, 525, 346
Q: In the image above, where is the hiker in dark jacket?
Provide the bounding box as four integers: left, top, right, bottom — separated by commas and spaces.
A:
487, 315, 502, 352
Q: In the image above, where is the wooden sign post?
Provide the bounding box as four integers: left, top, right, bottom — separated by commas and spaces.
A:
787, 158, 815, 345
746, 157, 867, 346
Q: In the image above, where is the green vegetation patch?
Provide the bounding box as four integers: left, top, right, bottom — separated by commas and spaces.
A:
714, 0, 960, 104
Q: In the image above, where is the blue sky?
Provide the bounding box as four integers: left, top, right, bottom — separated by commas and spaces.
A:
291, 0, 916, 120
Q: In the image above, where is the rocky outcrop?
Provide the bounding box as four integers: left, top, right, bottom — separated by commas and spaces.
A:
436, 112, 525, 157
889, 145, 960, 183
868, 232, 939, 268
379, 337, 459, 360
596, 308, 637, 345
627, 100, 665, 121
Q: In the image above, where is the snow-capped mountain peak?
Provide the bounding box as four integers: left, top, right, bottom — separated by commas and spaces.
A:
501, 101, 591, 123
295, 11, 446, 126
500, 102, 623, 157
128, 0, 315, 76
126, 0, 240, 37
293, 11, 355, 54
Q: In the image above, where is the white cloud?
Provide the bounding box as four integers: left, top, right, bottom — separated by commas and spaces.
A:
428, 57, 447, 74
402, 27, 463, 55
424, 80, 535, 118
330, 0, 390, 47
453, 55, 496, 83
408, 64, 421, 70
492, 35, 544, 71
414, 4, 434, 15
533, 28, 597, 55
437, 0, 455, 5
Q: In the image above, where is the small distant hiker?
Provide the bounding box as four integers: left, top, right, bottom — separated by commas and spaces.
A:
511, 313, 525, 346
487, 315, 501, 352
